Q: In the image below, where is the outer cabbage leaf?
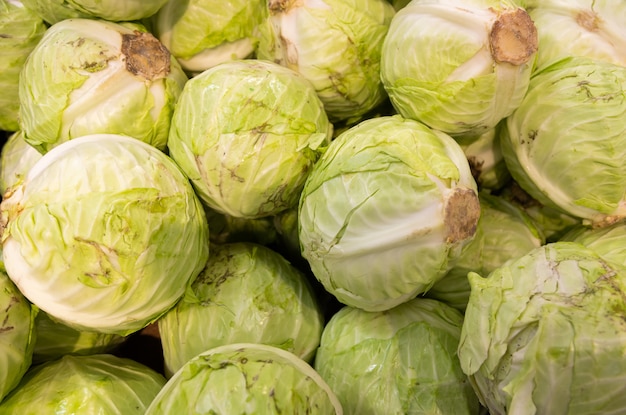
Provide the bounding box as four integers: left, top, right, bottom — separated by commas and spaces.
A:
560, 221, 626, 268
0, 270, 37, 402
0, 131, 42, 196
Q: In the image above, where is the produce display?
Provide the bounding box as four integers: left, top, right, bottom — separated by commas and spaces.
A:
0, 0, 625, 414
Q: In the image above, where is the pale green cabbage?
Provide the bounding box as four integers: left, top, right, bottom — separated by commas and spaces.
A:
560, 221, 626, 267
32, 311, 126, 364
501, 56, 626, 227
459, 242, 626, 414
315, 298, 481, 414
256, 0, 396, 122
527, 0, 626, 71
159, 242, 324, 377
167, 59, 332, 219
155, 0, 266, 73
146, 343, 343, 414
19, 18, 188, 153
20, 0, 168, 24
381, 0, 537, 136
0, 131, 42, 196
299, 115, 479, 311
0, 134, 209, 336
0, 269, 37, 402
0, 354, 166, 413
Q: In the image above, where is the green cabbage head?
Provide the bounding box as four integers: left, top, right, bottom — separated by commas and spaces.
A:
19, 18, 188, 154
299, 115, 480, 311
0, 134, 209, 336
167, 59, 332, 219
0, 354, 166, 414
381, 0, 537, 136
20, 0, 169, 24
501, 56, 626, 227
145, 343, 343, 414
0, 0, 46, 132
159, 242, 324, 377
459, 242, 626, 414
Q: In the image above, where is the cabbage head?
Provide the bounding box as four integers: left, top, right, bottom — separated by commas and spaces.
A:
0, 354, 166, 414
381, 0, 537, 136
20, 0, 169, 24
0, 134, 209, 336
19, 18, 188, 153
299, 115, 479, 311
155, 0, 266, 74
159, 242, 324, 377
0, 0, 46, 132
315, 298, 480, 415
501, 56, 626, 227
146, 343, 343, 414
167, 59, 332, 219
256, 0, 396, 122
527, 0, 626, 71
459, 242, 626, 414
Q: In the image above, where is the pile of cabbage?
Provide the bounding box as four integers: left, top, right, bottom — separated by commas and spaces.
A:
1, 0, 625, 413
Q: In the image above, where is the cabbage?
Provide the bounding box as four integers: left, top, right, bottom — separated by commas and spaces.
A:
315, 298, 481, 414
381, 0, 537, 136
299, 115, 479, 311
155, 0, 266, 74
18, 18, 188, 153
159, 242, 324, 377
0, 131, 42, 196
0, 354, 166, 413
0, 134, 209, 335
459, 242, 626, 414
20, 0, 169, 24
256, 0, 396, 122
32, 311, 126, 364
146, 343, 343, 414
167, 59, 332, 219
0, 269, 37, 402
527, 0, 626, 71
0, 0, 46, 132
501, 56, 626, 227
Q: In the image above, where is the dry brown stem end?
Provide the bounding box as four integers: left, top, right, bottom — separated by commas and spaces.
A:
121, 31, 170, 80
444, 188, 481, 244
576, 9, 600, 32
268, 0, 301, 14
490, 8, 538, 65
